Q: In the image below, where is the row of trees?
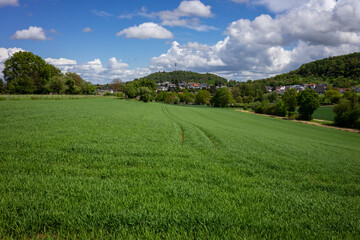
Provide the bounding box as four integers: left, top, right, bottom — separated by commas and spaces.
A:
1, 51, 95, 94
252, 89, 320, 120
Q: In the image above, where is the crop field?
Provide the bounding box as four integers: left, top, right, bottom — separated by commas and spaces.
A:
313, 106, 335, 121
0, 98, 359, 239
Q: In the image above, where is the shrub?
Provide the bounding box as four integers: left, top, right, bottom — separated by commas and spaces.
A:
297, 89, 320, 120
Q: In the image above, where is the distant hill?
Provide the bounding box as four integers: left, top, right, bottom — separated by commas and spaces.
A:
140, 71, 228, 86
259, 52, 360, 87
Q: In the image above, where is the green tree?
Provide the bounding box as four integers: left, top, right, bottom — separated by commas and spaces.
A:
333, 92, 360, 128
81, 81, 96, 95
231, 87, 241, 99
282, 88, 298, 112
297, 89, 320, 120
47, 75, 67, 94
138, 87, 153, 102
273, 99, 287, 117
123, 84, 137, 99
195, 90, 211, 105
3, 51, 61, 94
324, 89, 341, 104
0, 78, 5, 93
211, 88, 234, 107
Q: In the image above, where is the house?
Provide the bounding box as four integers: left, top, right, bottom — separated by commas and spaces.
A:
308, 83, 317, 89
199, 83, 208, 89
157, 86, 168, 92
265, 86, 272, 93
315, 84, 327, 94
352, 87, 360, 93
168, 83, 176, 89
179, 82, 187, 89
338, 88, 350, 94
291, 85, 306, 92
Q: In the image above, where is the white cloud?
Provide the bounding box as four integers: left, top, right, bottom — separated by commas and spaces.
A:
157, 0, 215, 31
45, 58, 77, 72
147, 0, 360, 81
116, 22, 173, 39
176, 0, 213, 18
0, 47, 25, 79
83, 27, 94, 33
120, 1, 216, 32
0, 0, 19, 7
11, 26, 48, 41
92, 10, 113, 18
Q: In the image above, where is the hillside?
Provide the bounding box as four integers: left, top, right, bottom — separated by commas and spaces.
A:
259, 52, 360, 87
140, 71, 228, 85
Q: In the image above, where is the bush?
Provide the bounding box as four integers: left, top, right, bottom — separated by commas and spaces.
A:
211, 88, 234, 107
333, 94, 360, 128
173, 96, 180, 104
297, 89, 320, 120
273, 100, 287, 117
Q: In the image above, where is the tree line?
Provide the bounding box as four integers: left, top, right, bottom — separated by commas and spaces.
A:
0, 51, 95, 94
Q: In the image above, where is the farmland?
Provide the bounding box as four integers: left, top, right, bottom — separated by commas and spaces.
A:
313, 106, 335, 121
0, 98, 359, 239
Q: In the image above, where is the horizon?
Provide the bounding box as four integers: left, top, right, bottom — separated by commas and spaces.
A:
1, 0, 360, 84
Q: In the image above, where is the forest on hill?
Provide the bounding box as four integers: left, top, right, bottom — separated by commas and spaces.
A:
258, 52, 360, 87
139, 71, 229, 86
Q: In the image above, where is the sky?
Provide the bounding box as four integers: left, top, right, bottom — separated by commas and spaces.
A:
1, 0, 360, 84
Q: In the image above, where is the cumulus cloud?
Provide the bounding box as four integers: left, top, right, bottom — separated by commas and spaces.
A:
0, 47, 25, 78
45, 58, 77, 72
0, 0, 19, 7
44, 56, 150, 84
116, 22, 173, 39
120, 1, 216, 32
11, 26, 48, 41
148, 0, 360, 81
83, 27, 94, 33
157, 0, 215, 31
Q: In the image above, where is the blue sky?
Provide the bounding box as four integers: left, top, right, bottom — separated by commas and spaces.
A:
1, 0, 360, 83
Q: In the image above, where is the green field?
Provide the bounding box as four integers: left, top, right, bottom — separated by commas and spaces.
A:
1, 98, 359, 239
313, 106, 335, 121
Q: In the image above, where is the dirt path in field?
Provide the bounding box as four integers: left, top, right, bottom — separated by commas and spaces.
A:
235, 109, 360, 134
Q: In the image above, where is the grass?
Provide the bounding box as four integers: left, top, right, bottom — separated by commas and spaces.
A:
313, 106, 335, 121
0, 94, 101, 100
0, 98, 359, 239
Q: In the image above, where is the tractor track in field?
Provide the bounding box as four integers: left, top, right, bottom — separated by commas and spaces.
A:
161, 105, 218, 149
161, 105, 184, 145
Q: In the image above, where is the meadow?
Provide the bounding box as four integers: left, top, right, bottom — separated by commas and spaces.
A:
312, 106, 335, 121
0, 98, 359, 239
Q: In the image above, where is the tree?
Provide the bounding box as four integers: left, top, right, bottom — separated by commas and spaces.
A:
333, 91, 360, 128
324, 89, 341, 104
297, 89, 320, 120
195, 90, 211, 105
0, 78, 5, 93
3, 51, 61, 94
210, 88, 234, 107
282, 88, 298, 112
81, 81, 96, 94
138, 87, 153, 102
231, 87, 241, 99
47, 75, 67, 94
123, 84, 137, 99
111, 78, 122, 91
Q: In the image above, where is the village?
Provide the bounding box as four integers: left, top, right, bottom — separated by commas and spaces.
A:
155, 81, 360, 95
